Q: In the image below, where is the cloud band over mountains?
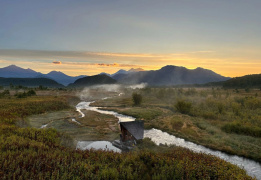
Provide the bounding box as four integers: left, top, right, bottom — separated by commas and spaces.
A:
1, 49, 261, 77
53, 61, 62, 65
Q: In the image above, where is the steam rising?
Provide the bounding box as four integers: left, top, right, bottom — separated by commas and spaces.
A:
77, 83, 147, 100
78, 88, 91, 100
93, 84, 122, 92
128, 83, 147, 89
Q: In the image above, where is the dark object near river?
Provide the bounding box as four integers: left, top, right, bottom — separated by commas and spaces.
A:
112, 120, 144, 150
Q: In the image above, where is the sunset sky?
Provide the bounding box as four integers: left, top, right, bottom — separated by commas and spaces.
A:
0, 0, 261, 77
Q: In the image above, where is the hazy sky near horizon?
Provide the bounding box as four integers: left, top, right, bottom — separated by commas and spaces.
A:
0, 0, 261, 77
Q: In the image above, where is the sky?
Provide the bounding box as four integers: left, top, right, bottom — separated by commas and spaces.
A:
0, 0, 261, 77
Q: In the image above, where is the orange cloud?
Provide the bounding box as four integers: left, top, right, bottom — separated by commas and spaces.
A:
97, 63, 119, 67
53, 61, 62, 65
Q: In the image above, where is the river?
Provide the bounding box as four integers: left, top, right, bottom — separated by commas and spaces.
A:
74, 100, 261, 179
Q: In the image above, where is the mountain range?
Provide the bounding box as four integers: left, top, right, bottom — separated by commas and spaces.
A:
0, 65, 86, 86
112, 65, 230, 86
222, 74, 261, 89
0, 65, 230, 87
36, 71, 86, 86
99, 68, 145, 78
0, 65, 42, 78
68, 74, 117, 88
0, 77, 64, 88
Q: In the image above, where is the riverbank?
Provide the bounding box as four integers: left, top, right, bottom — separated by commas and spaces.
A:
78, 99, 261, 179
91, 87, 261, 164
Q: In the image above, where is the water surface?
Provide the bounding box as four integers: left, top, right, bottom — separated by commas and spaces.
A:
77, 141, 121, 153
144, 128, 261, 179
76, 101, 135, 122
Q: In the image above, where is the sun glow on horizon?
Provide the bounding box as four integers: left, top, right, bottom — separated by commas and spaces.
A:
0, 49, 260, 78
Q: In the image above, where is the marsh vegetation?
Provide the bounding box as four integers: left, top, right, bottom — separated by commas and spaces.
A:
93, 87, 261, 163
0, 87, 259, 179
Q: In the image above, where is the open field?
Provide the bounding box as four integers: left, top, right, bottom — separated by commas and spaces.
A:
0, 88, 255, 179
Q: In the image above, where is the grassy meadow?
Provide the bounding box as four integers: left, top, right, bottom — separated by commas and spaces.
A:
0, 88, 257, 179
93, 87, 261, 163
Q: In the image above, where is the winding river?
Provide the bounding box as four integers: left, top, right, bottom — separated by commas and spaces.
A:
76, 101, 135, 122
75, 100, 261, 179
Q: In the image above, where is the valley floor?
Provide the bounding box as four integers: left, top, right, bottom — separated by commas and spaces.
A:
0, 88, 258, 179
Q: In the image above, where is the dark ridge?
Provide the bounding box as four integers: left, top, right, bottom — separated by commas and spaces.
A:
38, 71, 87, 86
114, 65, 230, 86
223, 74, 261, 89
0, 65, 86, 86
0, 77, 64, 88
0, 65, 41, 78
68, 74, 117, 88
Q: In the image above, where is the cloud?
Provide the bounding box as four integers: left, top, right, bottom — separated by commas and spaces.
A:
97, 63, 119, 67
0, 49, 161, 60
189, 51, 216, 54
60, 62, 147, 69
53, 61, 62, 64
89, 52, 160, 58
0, 49, 217, 65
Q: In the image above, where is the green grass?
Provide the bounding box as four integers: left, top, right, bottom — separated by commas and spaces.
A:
117, 107, 162, 120
0, 91, 254, 179
222, 122, 261, 137
96, 87, 261, 163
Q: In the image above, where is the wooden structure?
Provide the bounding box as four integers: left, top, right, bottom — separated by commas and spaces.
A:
120, 121, 144, 142
112, 120, 144, 151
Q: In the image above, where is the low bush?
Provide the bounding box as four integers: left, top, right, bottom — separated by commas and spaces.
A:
231, 102, 241, 116
170, 118, 183, 130
175, 100, 192, 114
217, 102, 225, 114
27, 89, 36, 96
15, 90, 37, 98
132, 93, 142, 106
202, 111, 217, 120
0, 90, 10, 98
244, 97, 260, 110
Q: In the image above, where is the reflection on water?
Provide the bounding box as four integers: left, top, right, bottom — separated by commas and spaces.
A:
77, 141, 121, 153
144, 128, 261, 179
76, 101, 135, 122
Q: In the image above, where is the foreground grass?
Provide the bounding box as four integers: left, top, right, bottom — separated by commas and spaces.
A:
0, 94, 253, 179
0, 135, 251, 179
